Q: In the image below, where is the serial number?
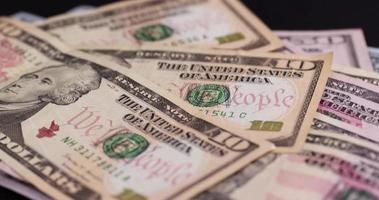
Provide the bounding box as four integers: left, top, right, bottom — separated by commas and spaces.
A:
199, 109, 247, 119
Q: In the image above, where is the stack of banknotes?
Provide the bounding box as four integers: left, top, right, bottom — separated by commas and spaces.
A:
1, 1, 379, 199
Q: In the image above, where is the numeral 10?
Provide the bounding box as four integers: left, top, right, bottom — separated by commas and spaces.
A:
248, 120, 283, 132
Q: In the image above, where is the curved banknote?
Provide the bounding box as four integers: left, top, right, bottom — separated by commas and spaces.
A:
271, 41, 306, 54
316, 66, 379, 144
312, 118, 379, 145
0, 18, 272, 200
37, 0, 282, 51
83, 46, 332, 152
369, 47, 379, 72
10, 5, 95, 25
275, 29, 374, 71
332, 65, 379, 87
195, 130, 379, 200
0, 171, 50, 200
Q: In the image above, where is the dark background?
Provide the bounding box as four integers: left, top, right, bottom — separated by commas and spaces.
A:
0, 0, 379, 46
0, 0, 378, 199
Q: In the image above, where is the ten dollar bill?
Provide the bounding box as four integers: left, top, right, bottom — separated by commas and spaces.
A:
0, 18, 272, 200
195, 130, 379, 199
37, 0, 282, 51
83, 46, 332, 152
276, 29, 373, 70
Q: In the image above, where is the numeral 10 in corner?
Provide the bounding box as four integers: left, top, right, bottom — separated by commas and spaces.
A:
248, 120, 283, 132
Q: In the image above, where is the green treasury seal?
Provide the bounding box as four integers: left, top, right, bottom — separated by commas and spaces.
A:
187, 84, 230, 107
134, 24, 174, 42
103, 133, 149, 159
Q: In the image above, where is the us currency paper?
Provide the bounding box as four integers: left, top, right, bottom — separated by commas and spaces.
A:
369, 46, 379, 72
10, 5, 95, 24
0, 18, 272, 200
0, 159, 52, 200
10, 12, 44, 23
315, 67, 379, 144
66, 5, 95, 14
332, 65, 379, 87
195, 130, 379, 200
0, 171, 50, 200
83, 46, 332, 152
271, 40, 306, 54
312, 118, 379, 145
38, 0, 282, 51
0, 159, 22, 180
275, 29, 374, 71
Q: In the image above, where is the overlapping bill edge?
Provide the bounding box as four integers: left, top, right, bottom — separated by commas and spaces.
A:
0, 0, 378, 199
